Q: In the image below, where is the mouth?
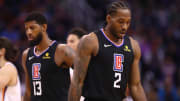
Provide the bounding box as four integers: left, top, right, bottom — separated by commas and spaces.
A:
27, 35, 34, 41
118, 32, 126, 36
118, 33, 125, 38
120, 31, 126, 34
120, 29, 127, 34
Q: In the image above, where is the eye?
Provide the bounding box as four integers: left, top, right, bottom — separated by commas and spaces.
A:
127, 20, 130, 24
117, 19, 126, 24
118, 20, 124, 24
70, 40, 74, 43
30, 26, 35, 30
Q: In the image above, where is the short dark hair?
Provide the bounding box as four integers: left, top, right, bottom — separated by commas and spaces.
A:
25, 12, 47, 25
0, 37, 19, 62
68, 27, 87, 38
107, 0, 130, 16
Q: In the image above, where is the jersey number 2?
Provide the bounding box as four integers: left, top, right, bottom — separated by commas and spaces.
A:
113, 54, 123, 88
114, 72, 121, 88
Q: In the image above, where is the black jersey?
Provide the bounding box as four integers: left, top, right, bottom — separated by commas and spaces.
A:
82, 29, 134, 101
26, 41, 70, 101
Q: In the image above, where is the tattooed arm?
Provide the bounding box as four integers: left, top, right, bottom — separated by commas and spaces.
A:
68, 33, 98, 101
55, 44, 76, 68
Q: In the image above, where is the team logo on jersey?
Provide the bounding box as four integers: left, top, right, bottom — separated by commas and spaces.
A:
42, 52, 51, 59
32, 63, 41, 80
113, 54, 124, 72
124, 45, 131, 52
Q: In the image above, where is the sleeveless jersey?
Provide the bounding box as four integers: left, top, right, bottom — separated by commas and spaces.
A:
0, 62, 21, 101
82, 29, 134, 101
26, 41, 70, 101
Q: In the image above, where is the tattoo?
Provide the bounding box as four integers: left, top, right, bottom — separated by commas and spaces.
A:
68, 38, 92, 101
62, 46, 75, 67
65, 47, 74, 58
68, 57, 89, 101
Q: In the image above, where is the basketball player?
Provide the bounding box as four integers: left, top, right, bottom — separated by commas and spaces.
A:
22, 12, 75, 101
67, 27, 87, 52
0, 37, 21, 101
67, 27, 87, 80
68, 1, 147, 101
67, 28, 87, 101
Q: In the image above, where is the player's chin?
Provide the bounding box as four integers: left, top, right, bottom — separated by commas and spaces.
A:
28, 39, 36, 45
118, 34, 125, 39
27, 37, 34, 41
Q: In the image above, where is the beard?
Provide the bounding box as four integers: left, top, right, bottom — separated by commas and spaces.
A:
109, 27, 121, 39
109, 26, 126, 39
29, 32, 43, 47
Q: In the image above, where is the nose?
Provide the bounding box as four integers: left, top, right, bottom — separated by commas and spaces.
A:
26, 28, 32, 35
122, 23, 129, 30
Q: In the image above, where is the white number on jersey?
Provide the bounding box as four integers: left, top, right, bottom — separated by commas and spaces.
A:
114, 72, 121, 88
33, 81, 42, 96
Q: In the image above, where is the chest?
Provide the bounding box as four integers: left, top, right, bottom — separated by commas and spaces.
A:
99, 44, 133, 65
26, 51, 58, 79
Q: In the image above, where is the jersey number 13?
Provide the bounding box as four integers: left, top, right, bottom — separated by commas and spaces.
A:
32, 63, 42, 96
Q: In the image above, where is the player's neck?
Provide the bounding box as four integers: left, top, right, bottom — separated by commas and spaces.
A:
35, 34, 52, 53
104, 27, 123, 45
0, 57, 7, 68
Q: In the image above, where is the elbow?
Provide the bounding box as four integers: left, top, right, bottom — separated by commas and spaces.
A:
129, 82, 147, 101
129, 82, 142, 93
71, 76, 84, 91
74, 79, 84, 89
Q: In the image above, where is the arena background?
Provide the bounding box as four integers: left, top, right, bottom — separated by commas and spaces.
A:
0, 0, 180, 100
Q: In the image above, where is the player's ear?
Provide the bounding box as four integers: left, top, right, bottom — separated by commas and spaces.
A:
106, 14, 111, 24
41, 24, 47, 32
0, 48, 6, 56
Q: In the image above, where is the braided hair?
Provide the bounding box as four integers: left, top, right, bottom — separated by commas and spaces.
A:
107, 0, 130, 16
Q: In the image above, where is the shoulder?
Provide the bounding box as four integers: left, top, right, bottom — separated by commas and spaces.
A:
5, 62, 17, 70
55, 43, 75, 59
22, 48, 30, 57
22, 48, 30, 61
129, 37, 141, 58
56, 44, 73, 54
4, 62, 18, 86
4, 62, 17, 76
81, 32, 98, 43
22, 48, 30, 66
55, 44, 75, 67
78, 32, 99, 55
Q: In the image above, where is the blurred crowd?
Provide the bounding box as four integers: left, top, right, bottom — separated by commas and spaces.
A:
0, 0, 180, 100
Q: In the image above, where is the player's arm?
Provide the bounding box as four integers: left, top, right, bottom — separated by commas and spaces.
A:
55, 44, 76, 68
128, 37, 147, 101
0, 64, 17, 89
68, 33, 98, 101
22, 49, 31, 101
